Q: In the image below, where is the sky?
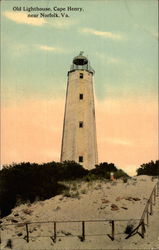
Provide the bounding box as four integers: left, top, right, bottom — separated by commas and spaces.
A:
1, 0, 158, 175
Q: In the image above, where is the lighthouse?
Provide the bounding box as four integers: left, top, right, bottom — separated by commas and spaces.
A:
60, 52, 98, 169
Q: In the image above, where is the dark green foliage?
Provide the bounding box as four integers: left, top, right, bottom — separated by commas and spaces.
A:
0, 160, 128, 218
136, 160, 159, 176
0, 162, 64, 217
90, 162, 117, 178
83, 173, 97, 182
39, 161, 88, 181
0, 161, 87, 217
58, 161, 88, 180
114, 169, 129, 179
83, 163, 128, 181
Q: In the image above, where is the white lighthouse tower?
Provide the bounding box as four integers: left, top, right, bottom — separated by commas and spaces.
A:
60, 52, 98, 169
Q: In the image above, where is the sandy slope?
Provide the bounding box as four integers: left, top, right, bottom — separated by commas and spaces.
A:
1, 175, 159, 250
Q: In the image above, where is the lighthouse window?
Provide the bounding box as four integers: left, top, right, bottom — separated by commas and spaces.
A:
79, 121, 83, 128
80, 73, 83, 79
79, 156, 83, 162
79, 94, 83, 100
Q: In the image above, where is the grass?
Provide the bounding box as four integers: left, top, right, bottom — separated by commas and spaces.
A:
62, 189, 80, 199
81, 189, 87, 194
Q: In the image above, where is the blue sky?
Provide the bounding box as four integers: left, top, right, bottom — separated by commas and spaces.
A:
1, 0, 158, 102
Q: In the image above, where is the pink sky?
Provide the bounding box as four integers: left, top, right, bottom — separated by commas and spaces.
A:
1, 97, 158, 175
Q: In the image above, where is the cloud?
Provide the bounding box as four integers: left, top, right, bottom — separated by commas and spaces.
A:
81, 28, 123, 40
105, 137, 133, 146
36, 44, 65, 53
3, 11, 46, 26
3, 11, 76, 29
38, 45, 58, 52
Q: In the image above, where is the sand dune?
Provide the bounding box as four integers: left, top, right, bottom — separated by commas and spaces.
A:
1, 175, 159, 249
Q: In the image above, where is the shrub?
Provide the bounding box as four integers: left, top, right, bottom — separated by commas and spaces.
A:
114, 169, 129, 179
90, 162, 118, 179
58, 161, 88, 180
136, 160, 159, 176
0, 162, 66, 217
83, 173, 97, 182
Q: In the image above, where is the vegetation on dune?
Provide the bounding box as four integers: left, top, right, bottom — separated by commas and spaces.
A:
136, 160, 159, 176
0, 162, 64, 217
91, 162, 129, 179
0, 160, 128, 217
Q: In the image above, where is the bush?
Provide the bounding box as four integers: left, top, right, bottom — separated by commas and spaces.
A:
0, 162, 66, 217
114, 169, 129, 179
83, 173, 97, 182
57, 161, 88, 180
136, 160, 159, 176
87, 163, 128, 180
90, 162, 118, 178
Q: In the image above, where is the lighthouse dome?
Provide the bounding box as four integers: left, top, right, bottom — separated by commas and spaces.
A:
70, 52, 95, 74
73, 55, 88, 66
